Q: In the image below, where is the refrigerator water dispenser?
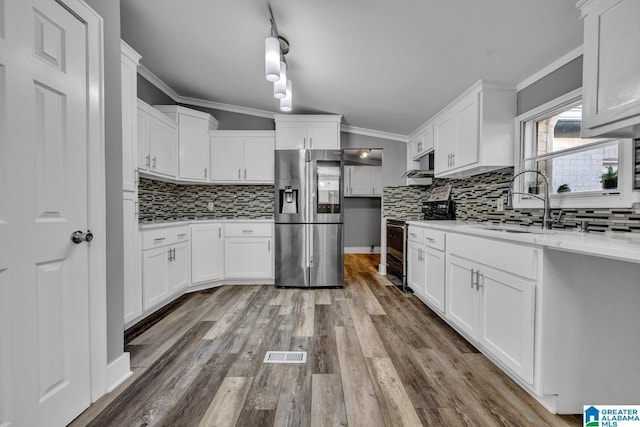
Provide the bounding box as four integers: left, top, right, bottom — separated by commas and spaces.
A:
279, 185, 298, 214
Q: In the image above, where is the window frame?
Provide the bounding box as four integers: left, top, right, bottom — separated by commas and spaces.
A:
514, 88, 635, 209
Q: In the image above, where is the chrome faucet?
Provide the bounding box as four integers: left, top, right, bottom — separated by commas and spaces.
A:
507, 170, 553, 230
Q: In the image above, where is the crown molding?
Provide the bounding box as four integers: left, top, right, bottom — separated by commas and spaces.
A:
137, 64, 180, 101
516, 45, 583, 91
340, 125, 409, 142
179, 96, 275, 119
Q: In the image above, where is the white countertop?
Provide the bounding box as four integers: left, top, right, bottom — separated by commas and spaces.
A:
406, 220, 640, 264
140, 218, 274, 230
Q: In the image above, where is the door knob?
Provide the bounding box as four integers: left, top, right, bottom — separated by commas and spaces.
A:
71, 230, 94, 244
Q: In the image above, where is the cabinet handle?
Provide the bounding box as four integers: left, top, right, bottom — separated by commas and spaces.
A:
238, 169, 241, 179
268, 240, 271, 252
309, 137, 312, 148
470, 269, 475, 288
145, 155, 150, 168
152, 156, 157, 169
409, 232, 417, 238
476, 272, 484, 290
178, 233, 187, 238
425, 237, 435, 243
135, 169, 139, 184
451, 153, 455, 167
242, 229, 254, 233
168, 248, 173, 262
244, 169, 247, 179
204, 168, 207, 179
154, 237, 166, 243
134, 201, 139, 218
218, 227, 221, 238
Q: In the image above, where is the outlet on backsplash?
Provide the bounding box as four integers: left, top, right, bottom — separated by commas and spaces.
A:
207, 202, 215, 211
496, 196, 505, 212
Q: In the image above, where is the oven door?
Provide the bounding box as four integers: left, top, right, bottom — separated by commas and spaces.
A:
385, 220, 405, 289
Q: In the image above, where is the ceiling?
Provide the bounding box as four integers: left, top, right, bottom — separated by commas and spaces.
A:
120, 0, 583, 138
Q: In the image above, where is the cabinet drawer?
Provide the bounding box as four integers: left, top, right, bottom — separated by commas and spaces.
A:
407, 226, 423, 243
142, 225, 189, 250
447, 233, 539, 280
423, 229, 445, 251
225, 223, 272, 237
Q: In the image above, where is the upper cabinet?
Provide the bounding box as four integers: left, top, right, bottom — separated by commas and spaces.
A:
433, 80, 515, 178
210, 130, 275, 183
410, 123, 434, 160
155, 105, 219, 182
344, 165, 382, 197
579, 0, 640, 138
274, 115, 342, 149
137, 100, 178, 178
121, 41, 141, 192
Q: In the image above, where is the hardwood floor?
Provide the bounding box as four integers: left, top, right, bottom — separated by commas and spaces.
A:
71, 254, 582, 427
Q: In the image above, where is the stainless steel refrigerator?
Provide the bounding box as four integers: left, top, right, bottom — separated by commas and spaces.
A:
274, 149, 344, 288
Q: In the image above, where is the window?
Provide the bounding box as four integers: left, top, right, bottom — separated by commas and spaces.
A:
515, 88, 634, 208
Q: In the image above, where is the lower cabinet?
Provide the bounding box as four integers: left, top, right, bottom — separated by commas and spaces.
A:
224, 223, 274, 279
423, 246, 445, 312
406, 240, 425, 293
407, 226, 446, 313
140, 226, 189, 311
446, 234, 536, 384
190, 223, 224, 284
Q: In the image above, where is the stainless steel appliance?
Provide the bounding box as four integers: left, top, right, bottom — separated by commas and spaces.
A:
274, 149, 344, 288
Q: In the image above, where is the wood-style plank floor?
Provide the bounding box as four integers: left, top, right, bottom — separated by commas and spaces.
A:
71, 254, 582, 427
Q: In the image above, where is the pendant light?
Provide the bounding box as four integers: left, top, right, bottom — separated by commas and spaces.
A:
273, 59, 287, 99
280, 80, 292, 112
264, 36, 280, 82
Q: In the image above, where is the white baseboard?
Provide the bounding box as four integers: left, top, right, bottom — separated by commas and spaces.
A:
345, 246, 381, 254
378, 264, 387, 275
105, 352, 132, 393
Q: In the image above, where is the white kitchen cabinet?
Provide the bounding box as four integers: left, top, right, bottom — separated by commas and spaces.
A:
445, 233, 536, 384
422, 229, 445, 313
155, 105, 218, 182
579, 0, 640, 138
122, 192, 141, 324
190, 223, 224, 285
274, 115, 342, 149
141, 226, 189, 310
410, 124, 434, 160
210, 131, 275, 183
433, 80, 515, 178
344, 166, 382, 197
407, 240, 425, 295
224, 223, 274, 279
121, 41, 141, 192
137, 100, 178, 178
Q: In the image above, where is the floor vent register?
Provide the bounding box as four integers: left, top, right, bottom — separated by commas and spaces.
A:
263, 351, 307, 364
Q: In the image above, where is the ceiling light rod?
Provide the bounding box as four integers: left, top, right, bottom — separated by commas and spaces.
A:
267, 4, 289, 54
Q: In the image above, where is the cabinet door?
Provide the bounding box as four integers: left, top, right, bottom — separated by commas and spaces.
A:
123, 193, 141, 324
168, 242, 189, 293
582, 0, 640, 136
142, 247, 169, 310
434, 113, 455, 174
148, 115, 177, 177
191, 224, 224, 284
349, 166, 373, 196
210, 136, 244, 181
276, 122, 307, 149
446, 255, 479, 340
371, 166, 383, 196
224, 238, 273, 279
406, 241, 425, 297
308, 122, 339, 149
244, 136, 275, 182
423, 247, 445, 313
453, 91, 479, 169
137, 107, 150, 171
479, 265, 535, 384
177, 114, 210, 181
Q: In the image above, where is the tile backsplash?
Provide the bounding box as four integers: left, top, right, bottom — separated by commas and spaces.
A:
138, 178, 274, 222
384, 167, 640, 233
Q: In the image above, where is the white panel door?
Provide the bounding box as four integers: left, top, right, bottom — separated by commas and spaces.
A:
224, 238, 273, 278
349, 166, 373, 196
177, 113, 210, 181
137, 107, 150, 171
210, 136, 244, 181
453, 91, 479, 169
446, 255, 479, 340
148, 115, 176, 177
191, 224, 224, 284
434, 113, 455, 174
142, 247, 169, 310
479, 265, 535, 384
0, 0, 92, 425
244, 136, 275, 182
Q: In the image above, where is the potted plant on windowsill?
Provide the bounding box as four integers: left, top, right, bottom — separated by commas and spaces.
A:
528, 178, 544, 194
557, 183, 571, 193
601, 166, 618, 189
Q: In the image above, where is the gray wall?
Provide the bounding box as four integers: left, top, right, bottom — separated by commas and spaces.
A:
517, 56, 583, 115
137, 75, 176, 105
344, 198, 382, 248
85, 0, 123, 364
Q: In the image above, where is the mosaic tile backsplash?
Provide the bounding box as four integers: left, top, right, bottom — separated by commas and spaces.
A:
138, 178, 274, 222
384, 167, 640, 233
